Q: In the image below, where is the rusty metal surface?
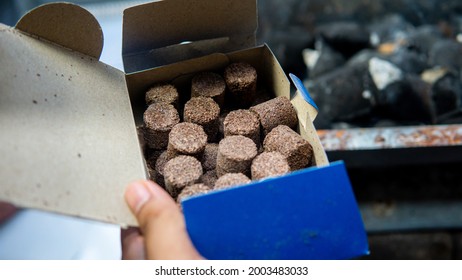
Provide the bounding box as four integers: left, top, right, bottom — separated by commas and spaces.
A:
318, 124, 462, 151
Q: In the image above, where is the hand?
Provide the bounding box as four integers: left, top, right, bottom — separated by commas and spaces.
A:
122, 180, 203, 260
0, 201, 16, 224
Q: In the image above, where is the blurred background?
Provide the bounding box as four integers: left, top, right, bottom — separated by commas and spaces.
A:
1, 0, 462, 259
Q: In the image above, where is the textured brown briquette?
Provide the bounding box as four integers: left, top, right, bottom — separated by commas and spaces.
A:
218, 111, 229, 140
224, 109, 260, 146
145, 83, 179, 107
251, 151, 290, 180
224, 62, 257, 107
250, 96, 298, 136
167, 122, 208, 159
143, 103, 180, 149
191, 72, 226, 107
214, 173, 251, 190
216, 135, 258, 177
263, 125, 313, 171
154, 151, 169, 188
176, 183, 211, 206
200, 169, 218, 187
163, 156, 203, 198
146, 149, 163, 181
201, 143, 218, 171
183, 97, 220, 141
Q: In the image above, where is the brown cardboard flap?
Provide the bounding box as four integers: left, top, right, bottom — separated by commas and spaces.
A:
0, 24, 144, 226
16, 2, 103, 59
123, 0, 257, 73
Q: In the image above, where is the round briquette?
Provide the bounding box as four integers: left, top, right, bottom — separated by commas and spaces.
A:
143, 103, 180, 149
145, 83, 179, 107
167, 122, 208, 159
224, 62, 257, 107
224, 109, 260, 146
201, 143, 218, 171
191, 72, 226, 107
263, 125, 313, 171
216, 135, 258, 177
250, 96, 298, 136
200, 169, 218, 187
251, 151, 290, 180
154, 150, 169, 188
183, 97, 220, 141
214, 173, 251, 190
163, 155, 203, 198
176, 183, 211, 207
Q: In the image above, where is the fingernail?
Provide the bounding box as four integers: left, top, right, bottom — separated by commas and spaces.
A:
125, 181, 152, 214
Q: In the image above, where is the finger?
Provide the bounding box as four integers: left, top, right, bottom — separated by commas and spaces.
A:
124, 180, 203, 260
0, 202, 16, 223
121, 228, 146, 260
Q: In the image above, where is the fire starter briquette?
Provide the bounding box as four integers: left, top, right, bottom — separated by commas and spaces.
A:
163, 155, 203, 198
143, 103, 180, 149
263, 125, 313, 171
145, 83, 179, 107
224, 62, 257, 107
154, 151, 169, 188
167, 122, 208, 159
200, 169, 218, 187
250, 96, 298, 136
201, 143, 218, 171
214, 173, 251, 190
191, 72, 226, 107
176, 183, 211, 208
251, 151, 290, 180
146, 149, 164, 181
216, 135, 258, 177
223, 109, 260, 146
183, 97, 220, 141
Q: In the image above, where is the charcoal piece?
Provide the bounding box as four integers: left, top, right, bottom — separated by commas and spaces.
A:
303, 40, 345, 79
176, 183, 211, 208
191, 72, 226, 107
163, 155, 203, 198
316, 21, 370, 58
305, 63, 377, 129
183, 97, 220, 141
405, 25, 443, 56
376, 75, 435, 124
216, 135, 258, 177
145, 83, 179, 107
429, 39, 462, 73
214, 173, 251, 190
432, 73, 462, 116
224, 109, 260, 146
167, 122, 208, 159
154, 151, 169, 188
263, 125, 313, 171
251, 152, 290, 180
368, 14, 415, 46
200, 169, 218, 187
143, 103, 180, 149
387, 48, 429, 75
224, 62, 257, 108
249, 96, 298, 136
201, 143, 218, 171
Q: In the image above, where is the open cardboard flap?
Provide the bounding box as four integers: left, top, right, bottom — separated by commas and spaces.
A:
0, 3, 145, 226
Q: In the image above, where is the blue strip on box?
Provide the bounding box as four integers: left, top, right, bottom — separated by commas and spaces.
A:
183, 161, 369, 260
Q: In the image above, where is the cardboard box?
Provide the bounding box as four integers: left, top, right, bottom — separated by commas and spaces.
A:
0, 1, 368, 259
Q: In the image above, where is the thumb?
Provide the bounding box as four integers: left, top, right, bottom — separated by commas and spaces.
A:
124, 180, 203, 260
